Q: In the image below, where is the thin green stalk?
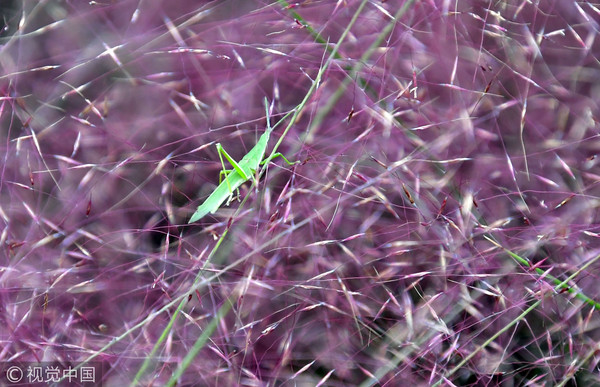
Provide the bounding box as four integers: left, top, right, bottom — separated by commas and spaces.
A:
431, 249, 600, 386
130, 228, 230, 386
358, 272, 490, 387
166, 296, 234, 386
276, 0, 340, 58
484, 235, 600, 310
555, 341, 600, 387
132, 299, 186, 384
433, 299, 542, 387
359, 237, 600, 387
304, 0, 416, 144
266, 0, 370, 162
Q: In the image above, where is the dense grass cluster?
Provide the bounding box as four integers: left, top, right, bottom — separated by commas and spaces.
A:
1, 0, 600, 385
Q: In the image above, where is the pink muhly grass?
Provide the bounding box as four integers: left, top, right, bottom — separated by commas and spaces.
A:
1, 1, 599, 386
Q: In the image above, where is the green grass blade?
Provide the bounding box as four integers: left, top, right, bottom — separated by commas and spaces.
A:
484, 235, 600, 310
431, 248, 600, 386
166, 296, 234, 386
304, 0, 416, 143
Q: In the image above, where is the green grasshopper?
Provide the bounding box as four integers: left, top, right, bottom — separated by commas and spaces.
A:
189, 98, 297, 223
